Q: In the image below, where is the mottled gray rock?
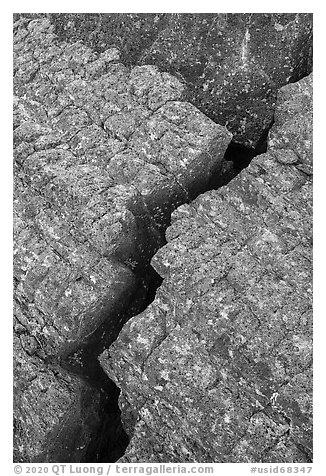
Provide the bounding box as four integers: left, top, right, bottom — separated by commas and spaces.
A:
100, 74, 313, 462
13, 17, 231, 462
268, 73, 313, 173
50, 13, 312, 147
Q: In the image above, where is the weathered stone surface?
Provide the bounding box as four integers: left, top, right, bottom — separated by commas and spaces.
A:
50, 13, 312, 147
100, 74, 313, 462
13, 17, 231, 462
268, 74, 313, 173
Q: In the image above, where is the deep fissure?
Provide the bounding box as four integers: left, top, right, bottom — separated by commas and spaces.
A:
13, 13, 313, 464
61, 129, 270, 463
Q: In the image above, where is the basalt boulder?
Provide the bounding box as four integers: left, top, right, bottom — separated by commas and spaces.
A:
50, 13, 313, 147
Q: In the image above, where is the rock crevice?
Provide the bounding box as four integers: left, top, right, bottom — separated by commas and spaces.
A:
100, 73, 313, 463
14, 17, 232, 462
13, 15, 312, 464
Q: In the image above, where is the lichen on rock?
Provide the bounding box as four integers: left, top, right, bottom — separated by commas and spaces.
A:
100, 74, 313, 463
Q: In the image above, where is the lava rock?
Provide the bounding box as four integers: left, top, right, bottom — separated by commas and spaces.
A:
50, 13, 313, 147
13, 17, 231, 462
100, 74, 313, 462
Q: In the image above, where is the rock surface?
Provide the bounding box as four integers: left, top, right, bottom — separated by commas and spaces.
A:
50, 13, 313, 147
100, 74, 313, 463
13, 17, 231, 462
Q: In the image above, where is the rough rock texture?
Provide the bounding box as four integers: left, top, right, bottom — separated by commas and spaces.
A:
100, 74, 313, 463
50, 13, 313, 147
13, 17, 231, 462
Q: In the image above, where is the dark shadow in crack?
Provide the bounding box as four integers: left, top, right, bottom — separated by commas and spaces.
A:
61, 264, 163, 462
60, 118, 274, 463
206, 119, 272, 191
